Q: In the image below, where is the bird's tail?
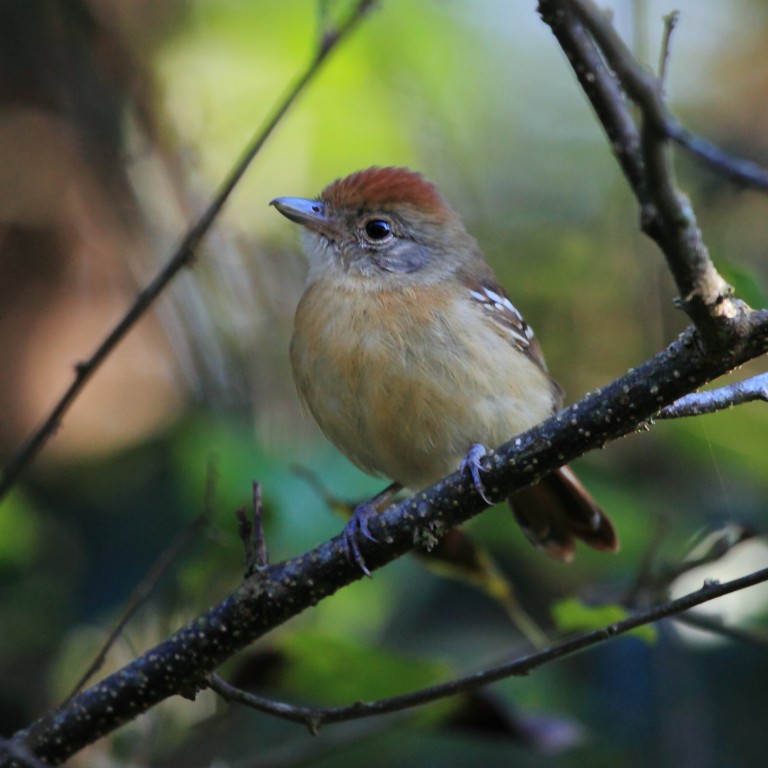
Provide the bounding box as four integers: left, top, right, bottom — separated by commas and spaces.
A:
508, 465, 619, 562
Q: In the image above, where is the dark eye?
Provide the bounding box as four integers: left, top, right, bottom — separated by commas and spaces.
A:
364, 219, 392, 241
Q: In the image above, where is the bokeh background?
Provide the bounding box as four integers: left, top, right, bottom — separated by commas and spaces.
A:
1, 1, 767, 766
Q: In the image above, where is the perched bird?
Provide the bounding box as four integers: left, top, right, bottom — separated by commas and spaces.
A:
271, 167, 618, 573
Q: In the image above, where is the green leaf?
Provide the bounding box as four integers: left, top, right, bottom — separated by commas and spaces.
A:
278, 630, 453, 710
552, 598, 657, 644
719, 262, 766, 309
0, 490, 39, 569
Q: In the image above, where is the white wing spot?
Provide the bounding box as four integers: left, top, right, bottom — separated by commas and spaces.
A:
467, 285, 535, 352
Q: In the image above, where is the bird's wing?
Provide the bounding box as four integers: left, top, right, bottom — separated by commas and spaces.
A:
462, 273, 548, 371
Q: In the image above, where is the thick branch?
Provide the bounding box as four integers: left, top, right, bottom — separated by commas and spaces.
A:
539, 1, 646, 198
10, 316, 768, 766
5, 4, 768, 765
539, 0, 741, 343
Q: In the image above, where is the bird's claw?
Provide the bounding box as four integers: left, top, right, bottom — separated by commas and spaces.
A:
343, 501, 379, 577
461, 443, 493, 505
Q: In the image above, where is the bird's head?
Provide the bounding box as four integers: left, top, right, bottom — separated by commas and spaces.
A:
270, 167, 479, 289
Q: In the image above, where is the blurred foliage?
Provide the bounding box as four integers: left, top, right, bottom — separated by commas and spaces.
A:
0, 1, 767, 767
552, 598, 658, 644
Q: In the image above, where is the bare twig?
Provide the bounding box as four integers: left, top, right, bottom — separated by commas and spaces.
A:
673, 611, 768, 649
669, 125, 768, 190
657, 11, 679, 88
238, 482, 269, 574
65, 511, 210, 702
659, 525, 756, 586
544, 0, 736, 339
656, 373, 768, 418
251, 482, 268, 569
540, 0, 647, 197
0, 0, 378, 504
64, 459, 218, 700
11, 317, 768, 767
208, 566, 768, 733
573, 0, 768, 196
236, 506, 251, 553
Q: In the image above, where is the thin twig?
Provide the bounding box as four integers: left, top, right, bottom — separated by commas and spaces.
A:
657, 525, 756, 587
656, 373, 768, 418
64, 459, 218, 699
624, 525, 756, 611
0, 0, 378, 504
657, 11, 679, 88
544, 0, 739, 341
11, 318, 768, 766
65, 512, 210, 702
560, 0, 768, 192
236, 506, 254, 566
538, 0, 647, 197
208, 565, 768, 733
668, 124, 768, 190
251, 482, 268, 569
673, 611, 768, 649
237, 482, 269, 573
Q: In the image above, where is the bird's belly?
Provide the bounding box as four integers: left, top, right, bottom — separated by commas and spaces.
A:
290, 281, 555, 490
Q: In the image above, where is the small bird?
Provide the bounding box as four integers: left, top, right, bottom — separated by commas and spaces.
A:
271, 167, 618, 573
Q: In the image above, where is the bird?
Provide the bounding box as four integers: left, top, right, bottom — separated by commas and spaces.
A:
271, 166, 618, 574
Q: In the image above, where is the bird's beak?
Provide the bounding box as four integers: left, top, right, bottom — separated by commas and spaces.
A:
269, 196, 340, 240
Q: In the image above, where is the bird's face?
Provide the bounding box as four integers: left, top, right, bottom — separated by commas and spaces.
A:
271, 167, 478, 290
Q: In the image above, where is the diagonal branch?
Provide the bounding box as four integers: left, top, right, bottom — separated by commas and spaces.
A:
5, 4, 768, 766
539, 0, 744, 343
560, 1, 768, 191
208, 564, 768, 733
673, 611, 768, 649
0, 0, 378, 504
9, 315, 768, 767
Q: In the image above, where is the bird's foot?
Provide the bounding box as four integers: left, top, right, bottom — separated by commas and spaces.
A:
342, 481, 402, 578
461, 443, 493, 505
343, 501, 380, 578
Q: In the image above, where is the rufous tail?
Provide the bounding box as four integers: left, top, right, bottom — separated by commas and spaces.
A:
508, 465, 619, 562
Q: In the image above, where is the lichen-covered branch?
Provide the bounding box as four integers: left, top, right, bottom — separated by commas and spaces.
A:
10, 315, 768, 766
657, 373, 768, 419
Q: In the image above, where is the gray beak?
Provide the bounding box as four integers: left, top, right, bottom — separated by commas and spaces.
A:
269, 196, 340, 239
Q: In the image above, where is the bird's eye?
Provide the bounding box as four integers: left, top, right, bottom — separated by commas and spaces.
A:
363, 219, 393, 241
